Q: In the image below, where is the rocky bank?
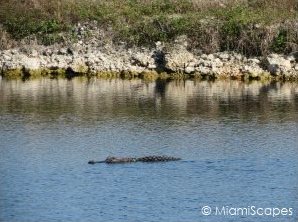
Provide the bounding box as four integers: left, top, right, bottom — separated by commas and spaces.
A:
0, 24, 298, 81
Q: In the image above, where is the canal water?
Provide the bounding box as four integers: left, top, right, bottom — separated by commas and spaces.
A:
0, 77, 297, 222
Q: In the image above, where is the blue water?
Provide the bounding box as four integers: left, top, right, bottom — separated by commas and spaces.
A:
0, 78, 297, 222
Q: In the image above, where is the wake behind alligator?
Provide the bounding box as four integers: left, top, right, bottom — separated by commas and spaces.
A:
88, 156, 181, 164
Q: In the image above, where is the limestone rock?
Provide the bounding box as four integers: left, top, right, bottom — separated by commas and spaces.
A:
247, 58, 260, 64
185, 66, 195, 74
164, 45, 196, 72
266, 54, 292, 75
69, 58, 88, 73
23, 57, 40, 70
0, 31, 297, 80
242, 65, 266, 78
131, 52, 154, 68
218, 52, 230, 60
195, 66, 211, 75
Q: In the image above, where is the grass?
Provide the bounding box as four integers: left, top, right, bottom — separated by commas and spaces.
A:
0, 0, 298, 55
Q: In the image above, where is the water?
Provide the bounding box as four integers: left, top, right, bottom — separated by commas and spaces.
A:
0, 77, 297, 222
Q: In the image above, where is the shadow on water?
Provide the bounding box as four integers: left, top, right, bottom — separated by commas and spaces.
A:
154, 78, 170, 98
65, 67, 79, 80
259, 81, 280, 94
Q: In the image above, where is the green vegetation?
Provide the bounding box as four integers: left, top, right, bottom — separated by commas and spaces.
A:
3, 68, 298, 82
0, 0, 298, 55
1, 68, 187, 81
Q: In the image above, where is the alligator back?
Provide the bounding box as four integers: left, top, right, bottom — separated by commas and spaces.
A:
137, 155, 181, 162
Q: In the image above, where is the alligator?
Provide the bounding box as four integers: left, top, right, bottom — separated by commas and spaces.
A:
88, 155, 181, 164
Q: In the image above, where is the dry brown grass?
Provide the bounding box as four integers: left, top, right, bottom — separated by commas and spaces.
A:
0, 25, 16, 49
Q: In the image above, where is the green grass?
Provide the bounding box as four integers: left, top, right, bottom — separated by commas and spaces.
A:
0, 0, 298, 55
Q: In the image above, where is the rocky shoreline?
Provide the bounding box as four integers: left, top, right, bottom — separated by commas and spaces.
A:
1, 39, 298, 81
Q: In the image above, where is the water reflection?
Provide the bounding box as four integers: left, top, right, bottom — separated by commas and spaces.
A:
0, 78, 297, 122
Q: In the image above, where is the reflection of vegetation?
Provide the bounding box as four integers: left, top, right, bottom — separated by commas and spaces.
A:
2, 68, 296, 81
0, 78, 297, 123
2, 69, 23, 79
1, 69, 192, 81
2, 68, 67, 80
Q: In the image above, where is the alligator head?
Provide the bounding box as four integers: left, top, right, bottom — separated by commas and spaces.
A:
105, 156, 137, 164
